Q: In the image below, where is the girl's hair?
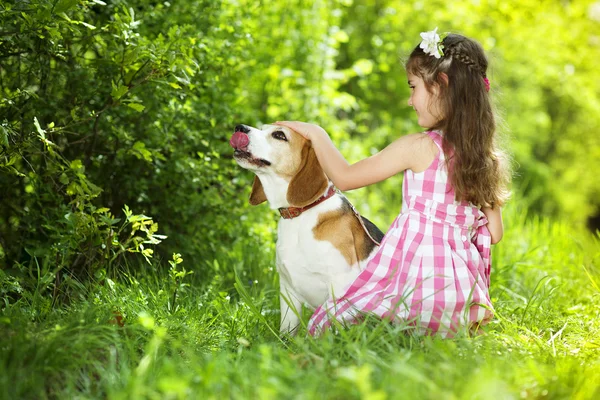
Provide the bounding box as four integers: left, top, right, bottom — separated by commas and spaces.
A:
406, 33, 511, 208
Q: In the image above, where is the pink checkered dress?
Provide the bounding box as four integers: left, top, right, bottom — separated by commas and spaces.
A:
308, 130, 494, 337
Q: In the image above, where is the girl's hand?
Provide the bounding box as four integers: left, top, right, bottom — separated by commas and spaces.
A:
481, 206, 503, 244
274, 121, 327, 141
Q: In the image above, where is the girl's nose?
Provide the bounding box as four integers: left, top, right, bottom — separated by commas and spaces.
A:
407, 97, 412, 106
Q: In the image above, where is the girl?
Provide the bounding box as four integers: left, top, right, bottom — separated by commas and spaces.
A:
276, 29, 511, 337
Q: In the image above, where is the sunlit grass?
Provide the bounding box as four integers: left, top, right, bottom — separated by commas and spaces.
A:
1, 202, 599, 399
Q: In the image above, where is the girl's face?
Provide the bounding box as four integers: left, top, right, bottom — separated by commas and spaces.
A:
407, 73, 443, 129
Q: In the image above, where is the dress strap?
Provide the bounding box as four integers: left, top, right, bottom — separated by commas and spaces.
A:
425, 130, 443, 148
425, 130, 445, 161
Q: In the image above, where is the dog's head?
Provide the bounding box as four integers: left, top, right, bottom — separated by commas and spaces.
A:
230, 124, 328, 208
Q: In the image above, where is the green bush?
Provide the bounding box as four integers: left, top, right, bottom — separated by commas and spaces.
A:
0, 0, 350, 303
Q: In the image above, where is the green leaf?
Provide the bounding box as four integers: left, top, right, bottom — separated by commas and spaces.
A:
131, 141, 153, 162
20, 12, 33, 26
0, 126, 8, 146
33, 117, 45, 139
70, 159, 84, 172
53, 0, 79, 14
66, 182, 81, 196
123, 205, 132, 218
111, 81, 129, 101
127, 103, 146, 112
79, 21, 96, 30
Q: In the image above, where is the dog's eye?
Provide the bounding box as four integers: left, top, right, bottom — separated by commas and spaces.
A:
272, 131, 287, 141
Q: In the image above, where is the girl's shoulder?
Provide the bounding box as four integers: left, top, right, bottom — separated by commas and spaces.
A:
402, 130, 440, 142
401, 131, 440, 173
414, 130, 442, 152
422, 129, 443, 144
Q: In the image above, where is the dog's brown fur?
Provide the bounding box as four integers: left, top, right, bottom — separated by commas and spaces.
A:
313, 205, 372, 266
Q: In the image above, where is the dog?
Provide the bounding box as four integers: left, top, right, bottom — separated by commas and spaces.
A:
230, 124, 383, 334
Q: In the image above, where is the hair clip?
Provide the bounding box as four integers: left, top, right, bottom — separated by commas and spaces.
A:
483, 77, 491, 92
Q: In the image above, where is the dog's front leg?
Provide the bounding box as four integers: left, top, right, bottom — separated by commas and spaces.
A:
279, 286, 302, 335
276, 255, 302, 335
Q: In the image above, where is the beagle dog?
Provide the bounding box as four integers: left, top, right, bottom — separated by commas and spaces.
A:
230, 124, 383, 335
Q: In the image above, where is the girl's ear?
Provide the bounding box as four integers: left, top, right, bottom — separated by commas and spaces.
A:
287, 143, 329, 207
249, 176, 267, 205
431, 72, 448, 98
437, 72, 449, 91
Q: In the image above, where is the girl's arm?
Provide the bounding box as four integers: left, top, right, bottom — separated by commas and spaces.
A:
481, 206, 503, 244
275, 121, 435, 191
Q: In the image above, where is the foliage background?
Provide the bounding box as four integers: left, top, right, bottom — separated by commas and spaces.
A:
2, 0, 599, 274
1, 0, 599, 398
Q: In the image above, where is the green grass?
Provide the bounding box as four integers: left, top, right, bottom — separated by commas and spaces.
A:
1, 203, 599, 399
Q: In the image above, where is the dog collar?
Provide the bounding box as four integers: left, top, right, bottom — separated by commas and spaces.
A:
278, 186, 337, 219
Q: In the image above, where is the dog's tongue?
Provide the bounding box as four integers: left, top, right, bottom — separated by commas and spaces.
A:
230, 131, 249, 149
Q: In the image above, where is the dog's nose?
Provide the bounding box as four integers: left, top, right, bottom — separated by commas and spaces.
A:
234, 124, 250, 134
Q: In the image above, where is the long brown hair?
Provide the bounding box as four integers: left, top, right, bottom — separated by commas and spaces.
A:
406, 33, 511, 208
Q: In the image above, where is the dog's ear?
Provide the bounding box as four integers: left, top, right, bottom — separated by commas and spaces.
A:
287, 142, 328, 207
249, 176, 267, 205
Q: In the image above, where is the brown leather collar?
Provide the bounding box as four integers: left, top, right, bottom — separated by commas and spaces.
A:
278, 186, 337, 219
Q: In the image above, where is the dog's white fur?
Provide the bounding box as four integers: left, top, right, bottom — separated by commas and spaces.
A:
233, 124, 381, 334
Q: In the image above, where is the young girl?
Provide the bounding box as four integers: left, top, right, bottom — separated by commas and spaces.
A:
276, 29, 510, 337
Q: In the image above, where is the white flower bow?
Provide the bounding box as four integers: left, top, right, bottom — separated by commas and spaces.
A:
419, 27, 445, 59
